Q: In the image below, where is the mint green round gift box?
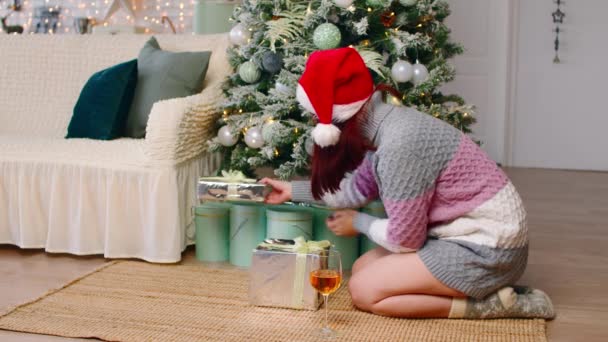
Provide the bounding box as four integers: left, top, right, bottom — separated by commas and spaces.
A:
359, 201, 388, 255
313, 207, 359, 270
229, 204, 266, 267
195, 204, 230, 262
266, 208, 313, 240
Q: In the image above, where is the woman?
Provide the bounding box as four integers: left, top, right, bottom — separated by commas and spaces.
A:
262, 48, 554, 319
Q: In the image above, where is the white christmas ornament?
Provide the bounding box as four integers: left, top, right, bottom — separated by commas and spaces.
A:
399, 0, 418, 6
229, 23, 251, 45
412, 60, 429, 85
218, 126, 238, 147
305, 137, 315, 156
275, 82, 292, 95
245, 127, 265, 148
391, 60, 414, 83
333, 0, 354, 8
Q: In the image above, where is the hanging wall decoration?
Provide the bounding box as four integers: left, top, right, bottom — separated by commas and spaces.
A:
552, 0, 566, 63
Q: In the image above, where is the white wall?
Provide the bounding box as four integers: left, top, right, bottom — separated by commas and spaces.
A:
509, 0, 608, 171
443, 0, 513, 164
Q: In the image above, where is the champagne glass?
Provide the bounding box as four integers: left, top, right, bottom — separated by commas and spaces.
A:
309, 250, 343, 339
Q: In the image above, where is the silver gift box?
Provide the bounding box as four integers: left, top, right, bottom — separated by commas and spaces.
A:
249, 249, 323, 311
198, 178, 270, 203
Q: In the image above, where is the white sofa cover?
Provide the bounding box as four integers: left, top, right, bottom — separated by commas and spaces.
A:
0, 34, 230, 262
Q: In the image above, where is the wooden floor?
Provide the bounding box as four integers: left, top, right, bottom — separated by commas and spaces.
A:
1, 168, 607, 341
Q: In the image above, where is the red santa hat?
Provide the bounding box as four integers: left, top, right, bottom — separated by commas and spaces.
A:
296, 48, 374, 147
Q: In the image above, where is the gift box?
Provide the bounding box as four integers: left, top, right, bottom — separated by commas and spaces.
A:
194, 203, 230, 262
230, 204, 266, 267
266, 207, 314, 241
249, 237, 330, 311
198, 170, 270, 203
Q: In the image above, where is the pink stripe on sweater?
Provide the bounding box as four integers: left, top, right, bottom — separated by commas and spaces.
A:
384, 190, 434, 249
354, 157, 378, 199
428, 134, 509, 223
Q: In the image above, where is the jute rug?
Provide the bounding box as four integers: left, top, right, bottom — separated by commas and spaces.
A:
0, 261, 546, 342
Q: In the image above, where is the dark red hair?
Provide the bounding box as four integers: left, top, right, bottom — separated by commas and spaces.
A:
310, 85, 400, 200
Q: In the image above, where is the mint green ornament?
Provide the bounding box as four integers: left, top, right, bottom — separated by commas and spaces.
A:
313, 23, 341, 50
399, 0, 417, 6
238, 61, 261, 83
366, 0, 385, 8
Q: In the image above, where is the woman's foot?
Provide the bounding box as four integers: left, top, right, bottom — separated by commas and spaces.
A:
449, 286, 556, 319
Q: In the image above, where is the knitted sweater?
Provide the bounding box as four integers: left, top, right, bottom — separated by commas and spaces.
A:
292, 94, 527, 253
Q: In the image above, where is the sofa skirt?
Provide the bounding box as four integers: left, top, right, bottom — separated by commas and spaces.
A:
0, 154, 220, 263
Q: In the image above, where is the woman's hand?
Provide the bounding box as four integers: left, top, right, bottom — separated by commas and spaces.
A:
260, 178, 292, 204
326, 210, 359, 237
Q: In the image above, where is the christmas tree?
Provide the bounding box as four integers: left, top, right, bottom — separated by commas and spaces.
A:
208, 0, 475, 179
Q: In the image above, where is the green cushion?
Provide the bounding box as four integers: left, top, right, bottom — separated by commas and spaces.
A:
125, 37, 212, 138
66, 59, 138, 140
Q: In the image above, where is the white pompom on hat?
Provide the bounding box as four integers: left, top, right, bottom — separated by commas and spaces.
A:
296, 48, 374, 147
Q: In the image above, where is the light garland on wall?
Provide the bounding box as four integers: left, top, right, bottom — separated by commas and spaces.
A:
0, 0, 195, 34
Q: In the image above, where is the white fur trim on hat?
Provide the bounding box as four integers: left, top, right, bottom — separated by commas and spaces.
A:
311, 123, 341, 147
332, 96, 371, 122
296, 84, 316, 115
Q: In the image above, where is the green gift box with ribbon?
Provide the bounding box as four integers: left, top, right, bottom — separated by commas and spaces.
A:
198, 170, 271, 203
249, 237, 330, 311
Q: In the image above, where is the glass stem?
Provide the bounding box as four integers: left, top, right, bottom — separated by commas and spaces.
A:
323, 294, 329, 330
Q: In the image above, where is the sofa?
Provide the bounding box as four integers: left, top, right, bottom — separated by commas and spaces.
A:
0, 34, 230, 262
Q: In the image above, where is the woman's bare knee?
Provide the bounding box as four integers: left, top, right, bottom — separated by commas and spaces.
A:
351, 247, 391, 275
348, 273, 378, 312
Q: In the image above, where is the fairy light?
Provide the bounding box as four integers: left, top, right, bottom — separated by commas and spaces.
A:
9, 0, 198, 34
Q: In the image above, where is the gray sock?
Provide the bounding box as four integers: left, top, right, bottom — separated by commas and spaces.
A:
449, 286, 556, 319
